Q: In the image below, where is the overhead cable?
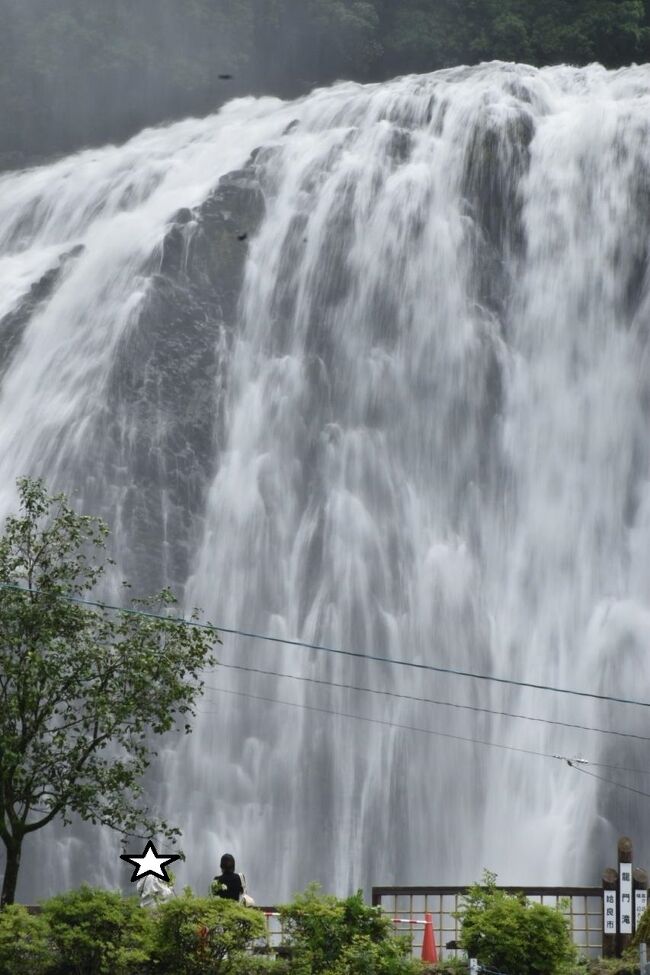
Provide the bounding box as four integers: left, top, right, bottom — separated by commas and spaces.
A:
215, 660, 650, 744
200, 686, 565, 761
2, 580, 649, 708
565, 762, 650, 800
202, 686, 650, 789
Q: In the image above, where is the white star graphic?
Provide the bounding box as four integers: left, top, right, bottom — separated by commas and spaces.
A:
120, 840, 181, 883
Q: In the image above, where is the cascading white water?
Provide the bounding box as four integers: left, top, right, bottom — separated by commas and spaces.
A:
2, 62, 650, 904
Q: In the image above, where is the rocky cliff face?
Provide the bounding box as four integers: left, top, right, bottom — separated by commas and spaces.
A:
72, 162, 266, 594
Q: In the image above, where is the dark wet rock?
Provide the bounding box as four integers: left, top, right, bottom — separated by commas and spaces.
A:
0, 243, 85, 379
461, 110, 534, 319
78, 160, 266, 592
463, 113, 533, 252
162, 170, 264, 296
387, 126, 412, 163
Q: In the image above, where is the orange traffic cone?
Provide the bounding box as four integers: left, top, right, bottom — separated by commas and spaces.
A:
421, 913, 438, 963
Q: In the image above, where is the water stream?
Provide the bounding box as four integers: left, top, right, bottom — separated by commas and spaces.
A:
1, 62, 650, 903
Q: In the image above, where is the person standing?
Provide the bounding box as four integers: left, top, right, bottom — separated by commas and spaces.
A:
137, 872, 176, 908
211, 853, 244, 901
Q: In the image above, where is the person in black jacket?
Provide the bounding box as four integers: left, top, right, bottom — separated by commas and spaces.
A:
211, 853, 244, 900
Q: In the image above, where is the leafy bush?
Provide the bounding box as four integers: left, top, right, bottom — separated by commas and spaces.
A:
42, 885, 154, 975
633, 904, 650, 945
0, 883, 429, 975
280, 885, 421, 975
329, 932, 425, 975
0, 903, 54, 975
153, 891, 266, 975
227, 957, 295, 975
582, 956, 639, 975
458, 872, 576, 975
425, 961, 470, 975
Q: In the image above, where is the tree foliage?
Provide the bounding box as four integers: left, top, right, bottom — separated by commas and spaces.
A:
1, 0, 650, 166
0, 884, 422, 975
279, 885, 420, 975
378, 0, 647, 72
457, 871, 576, 975
42, 885, 155, 975
0, 477, 218, 905
152, 892, 266, 975
0, 903, 52, 975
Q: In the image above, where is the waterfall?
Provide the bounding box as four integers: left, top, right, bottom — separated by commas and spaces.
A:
2, 62, 650, 904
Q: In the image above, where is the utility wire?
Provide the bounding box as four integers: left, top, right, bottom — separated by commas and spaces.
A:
203, 685, 650, 786
5, 581, 648, 781
200, 686, 563, 762
588, 761, 650, 775
1, 581, 649, 710
567, 763, 650, 800
205, 676, 650, 776
214, 660, 650, 745
5, 580, 650, 769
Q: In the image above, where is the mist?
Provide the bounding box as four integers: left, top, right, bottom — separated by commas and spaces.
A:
0, 0, 378, 168
2, 0, 648, 169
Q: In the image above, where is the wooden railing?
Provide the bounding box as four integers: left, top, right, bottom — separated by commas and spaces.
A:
371, 886, 604, 959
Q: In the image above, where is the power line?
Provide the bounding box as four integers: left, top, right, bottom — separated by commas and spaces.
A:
5, 579, 648, 782
203, 685, 650, 786
568, 763, 650, 801
2, 580, 650, 709
214, 660, 650, 744
200, 685, 559, 761
193, 627, 650, 709
586, 761, 650, 775
205, 673, 650, 775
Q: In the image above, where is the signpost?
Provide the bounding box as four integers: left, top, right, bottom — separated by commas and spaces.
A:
603, 886, 617, 936
603, 868, 618, 957
602, 837, 648, 958
619, 837, 633, 952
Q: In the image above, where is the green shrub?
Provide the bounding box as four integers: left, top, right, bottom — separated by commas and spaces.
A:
457, 872, 576, 975
582, 956, 639, 975
0, 904, 54, 975
153, 891, 266, 975
227, 957, 294, 975
633, 904, 650, 945
280, 885, 420, 975
329, 932, 425, 974
42, 885, 154, 975
425, 961, 470, 975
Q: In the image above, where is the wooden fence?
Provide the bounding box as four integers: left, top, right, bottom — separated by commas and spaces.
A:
371, 886, 604, 960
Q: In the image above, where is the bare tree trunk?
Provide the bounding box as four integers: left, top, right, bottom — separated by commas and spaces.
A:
1, 836, 22, 907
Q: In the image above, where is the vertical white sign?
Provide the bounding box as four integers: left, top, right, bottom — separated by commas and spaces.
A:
620, 864, 633, 934
636, 889, 647, 929
604, 889, 617, 935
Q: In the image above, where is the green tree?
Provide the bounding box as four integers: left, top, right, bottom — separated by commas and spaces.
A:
153, 892, 265, 975
280, 885, 418, 975
0, 903, 53, 975
377, 0, 648, 74
458, 871, 576, 975
43, 885, 154, 975
527, 0, 647, 65
0, 477, 219, 906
